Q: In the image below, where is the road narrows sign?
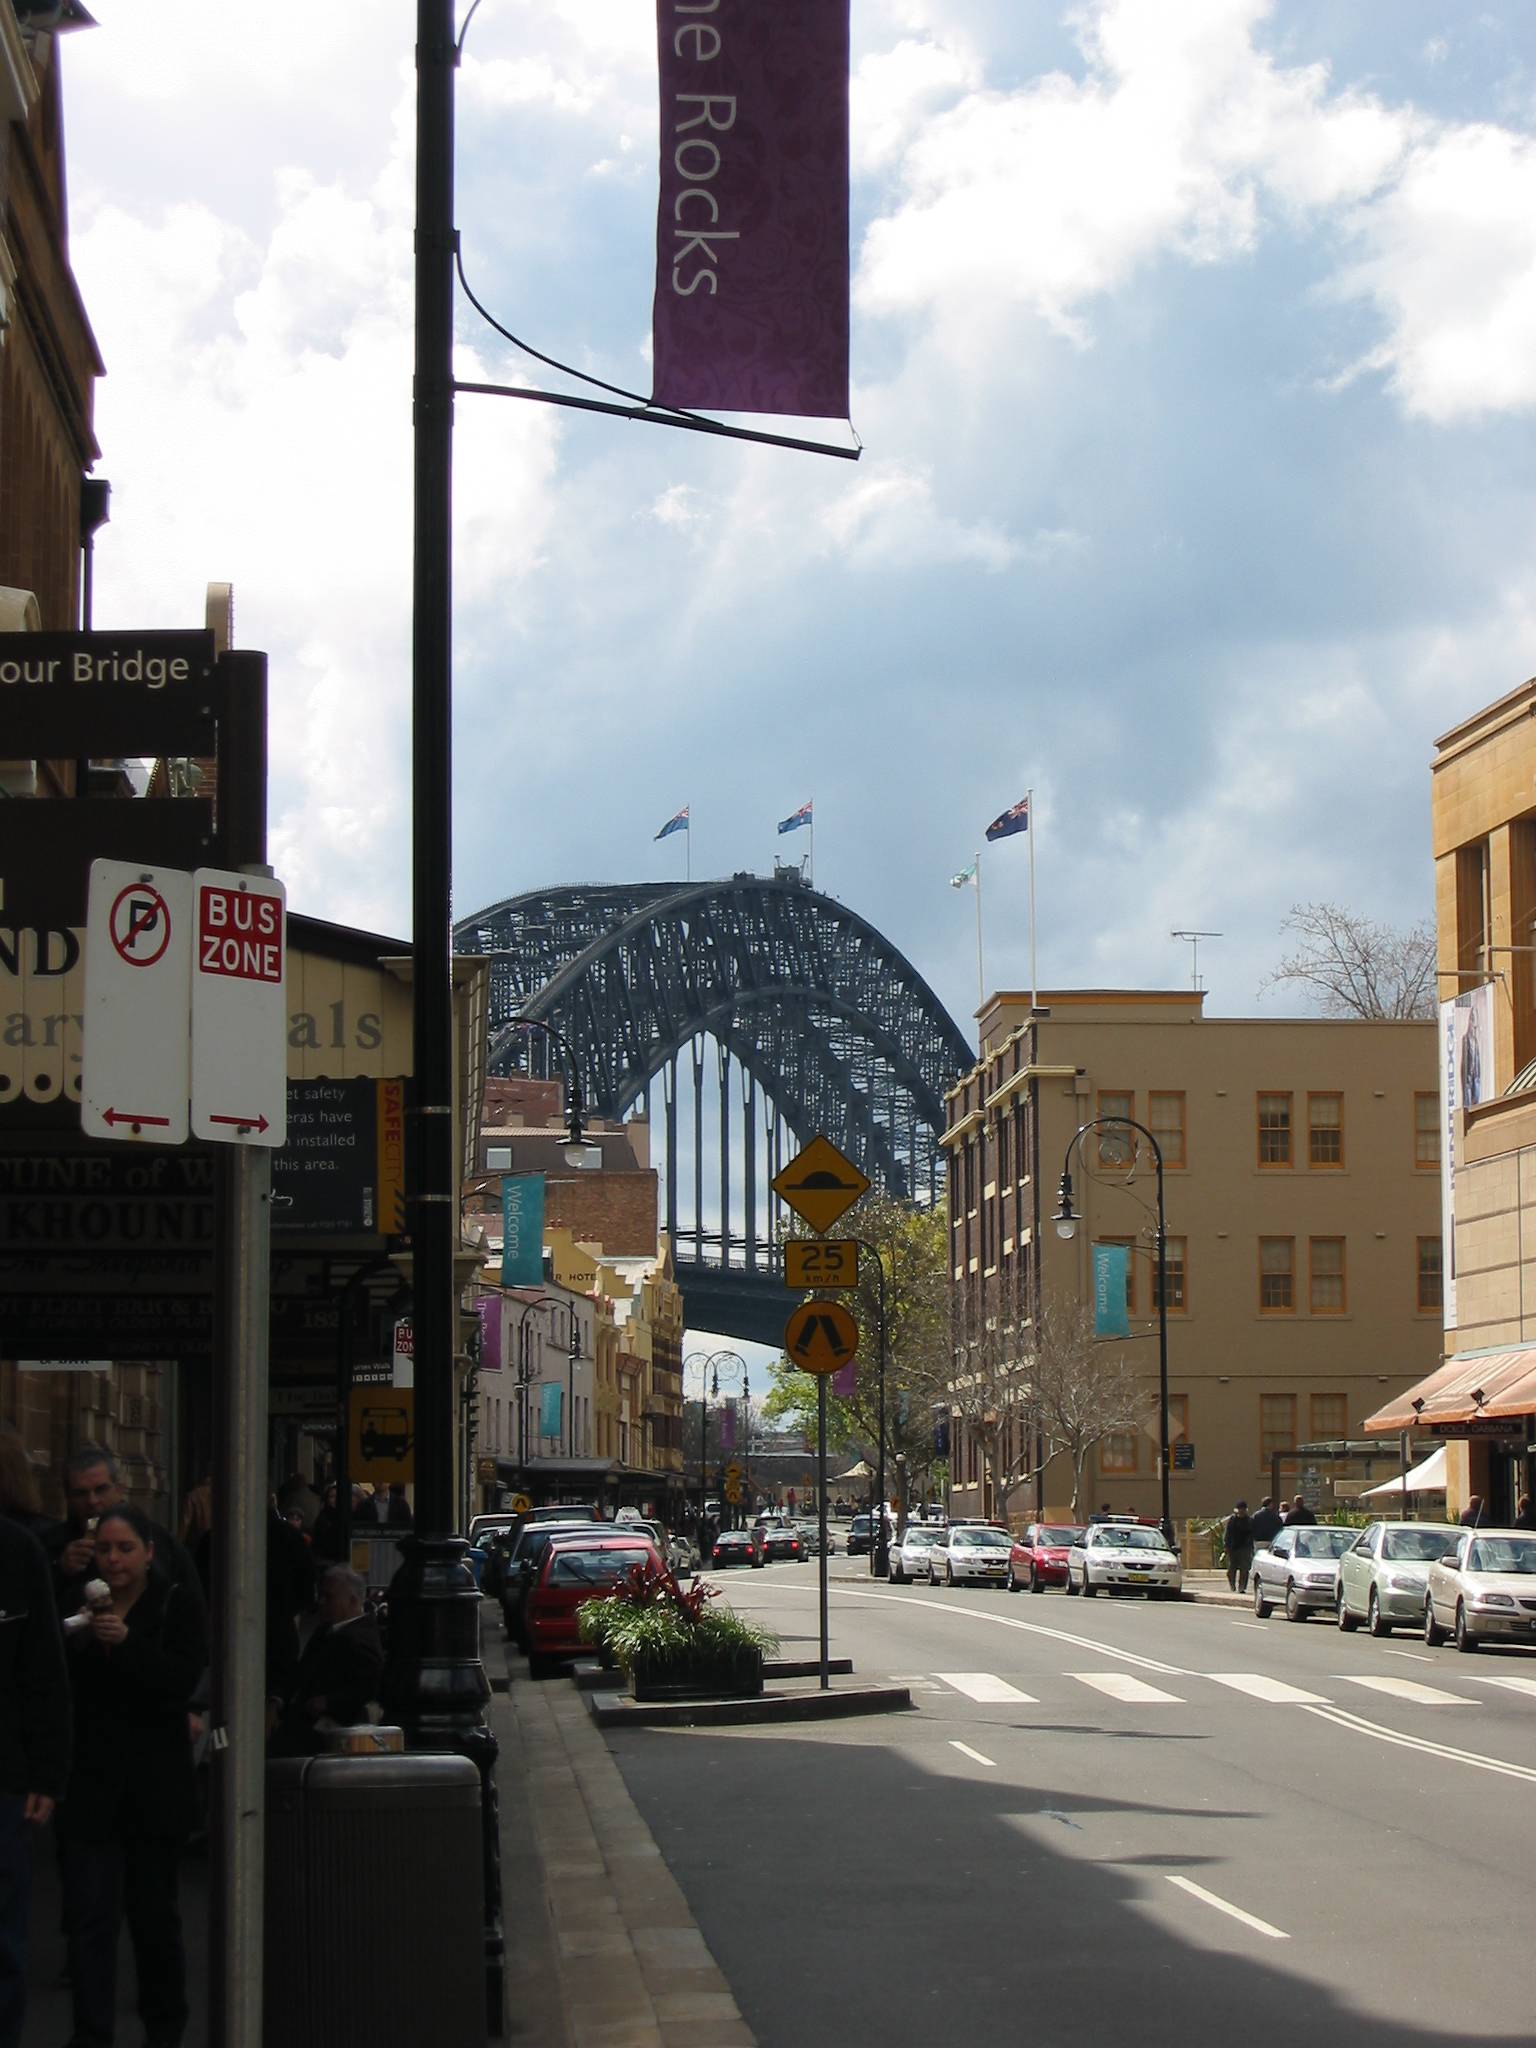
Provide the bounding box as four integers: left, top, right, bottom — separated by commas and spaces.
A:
784, 1299, 859, 1377
772, 1135, 870, 1234
190, 868, 287, 1146
82, 860, 193, 1144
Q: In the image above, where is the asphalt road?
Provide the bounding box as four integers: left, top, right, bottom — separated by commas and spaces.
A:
605, 1562, 1535, 2048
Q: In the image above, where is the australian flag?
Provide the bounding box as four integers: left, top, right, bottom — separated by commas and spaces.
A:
985, 796, 1029, 842
778, 800, 813, 835
654, 805, 689, 841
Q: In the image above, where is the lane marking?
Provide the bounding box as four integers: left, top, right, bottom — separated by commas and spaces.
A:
1342, 1676, 1473, 1707
1229, 1621, 1268, 1631
812, 1584, 1191, 1676
949, 1740, 997, 1768
1203, 1673, 1330, 1706
935, 1671, 1039, 1704
1071, 1671, 1183, 1704
1382, 1649, 1434, 1663
1467, 1673, 1536, 1700
1300, 1702, 1536, 1783
1165, 1875, 1288, 1941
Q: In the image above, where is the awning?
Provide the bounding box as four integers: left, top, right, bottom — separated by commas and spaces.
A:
1362, 1347, 1536, 1433
1360, 1445, 1448, 1498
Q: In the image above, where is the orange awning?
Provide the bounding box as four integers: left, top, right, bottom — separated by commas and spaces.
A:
1363, 1347, 1536, 1433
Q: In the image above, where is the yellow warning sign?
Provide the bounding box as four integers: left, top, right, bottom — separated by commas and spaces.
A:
783, 1299, 860, 1377
772, 1136, 869, 1234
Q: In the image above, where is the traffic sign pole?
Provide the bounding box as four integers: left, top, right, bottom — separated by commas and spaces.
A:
817, 1373, 830, 1693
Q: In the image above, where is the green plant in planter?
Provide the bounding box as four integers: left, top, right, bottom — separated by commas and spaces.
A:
577, 1559, 778, 1698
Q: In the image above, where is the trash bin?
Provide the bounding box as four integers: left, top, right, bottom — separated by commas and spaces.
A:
265, 1753, 485, 2047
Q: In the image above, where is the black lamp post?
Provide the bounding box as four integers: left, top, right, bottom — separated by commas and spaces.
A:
510, 1294, 558, 1480
506, 1014, 602, 1168
1052, 1118, 1173, 1545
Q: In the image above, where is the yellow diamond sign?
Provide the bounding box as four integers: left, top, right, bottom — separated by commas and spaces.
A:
772, 1135, 869, 1234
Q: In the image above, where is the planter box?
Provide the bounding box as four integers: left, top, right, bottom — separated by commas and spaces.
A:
630, 1647, 764, 1703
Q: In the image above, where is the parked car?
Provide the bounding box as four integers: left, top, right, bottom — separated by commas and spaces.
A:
1007, 1524, 1087, 1593
1066, 1523, 1182, 1599
846, 1513, 874, 1557
500, 1519, 609, 1645
1251, 1524, 1355, 1621
887, 1525, 946, 1583
758, 1524, 803, 1562
1424, 1529, 1536, 1650
525, 1534, 663, 1678
708, 1531, 764, 1570
929, 1524, 1012, 1587
1335, 1521, 1452, 1636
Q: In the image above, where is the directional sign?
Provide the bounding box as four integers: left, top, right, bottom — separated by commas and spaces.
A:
81, 859, 193, 1144
785, 1238, 858, 1290
784, 1299, 860, 1377
190, 868, 287, 1146
772, 1135, 869, 1234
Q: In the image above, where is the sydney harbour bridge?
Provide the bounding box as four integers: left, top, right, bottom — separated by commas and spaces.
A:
454, 871, 974, 1345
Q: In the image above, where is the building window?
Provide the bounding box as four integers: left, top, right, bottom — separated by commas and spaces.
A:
1154, 1237, 1187, 1313
1259, 1237, 1295, 1312
1149, 1090, 1187, 1169
1414, 1092, 1440, 1170
1417, 1236, 1444, 1313
1310, 1392, 1347, 1441
1100, 1431, 1139, 1475
1097, 1091, 1134, 1167
1260, 1393, 1297, 1467
1257, 1093, 1293, 1167
997, 1114, 1010, 1187
1307, 1093, 1344, 1169
1102, 1235, 1137, 1315
1309, 1237, 1346, 1314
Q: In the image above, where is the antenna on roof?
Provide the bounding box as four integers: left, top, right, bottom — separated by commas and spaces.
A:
1171, 930, 1221, 993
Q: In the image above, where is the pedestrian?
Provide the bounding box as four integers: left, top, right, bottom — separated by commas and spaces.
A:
56, 1503, 207, 2048
278, 1471, 321, 1530
45, 1445, 205, 1623
1514, 1493, 1536, 1531
0, 1513, 70, 2048
311, 1483, 348, 1561
1249, 1495, 1283, 1545
1460, 1493, 1489, 1528
1283, 1495, 1316, 1527
1223, 1500, 1256, 1593
271, 1565, 384, 1755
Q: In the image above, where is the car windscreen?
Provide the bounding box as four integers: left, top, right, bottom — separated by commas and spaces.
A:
1097, 1527, 1165, 1550
1468, 1538, 1536, 1574
903, 1530, 942, 1547
515, 1523, 595, 1561
952, 1529, 1010, 1548
1039, 1527, 1085, 1546
1382, 1529, 1452, 1562
547, 1548, 653, 1586
1294, 1528, 1354, 1559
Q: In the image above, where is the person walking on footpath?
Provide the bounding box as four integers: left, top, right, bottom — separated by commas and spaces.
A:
1223, 1500, 1256, 1593
1460, 1493, 1490, 1528
1249, 1495, 1283, 1546
0, 1513, 70, 2048
56, 1504, 207, 2048
1283, 1495, 1317, 1527
45, 1445, 204, 1623
271, 1565, 384, 1755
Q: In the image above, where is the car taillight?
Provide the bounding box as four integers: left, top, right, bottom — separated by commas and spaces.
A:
713, 1548, 724, 1561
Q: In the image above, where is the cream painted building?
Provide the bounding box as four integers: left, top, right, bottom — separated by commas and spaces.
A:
944, 990, 1441, 1526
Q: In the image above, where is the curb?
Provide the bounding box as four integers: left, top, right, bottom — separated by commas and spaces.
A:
586, 1682, 914, 1730
570, 1655, 857, 1692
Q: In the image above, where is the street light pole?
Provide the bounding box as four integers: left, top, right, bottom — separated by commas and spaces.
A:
1052, 1117, 1172, 1545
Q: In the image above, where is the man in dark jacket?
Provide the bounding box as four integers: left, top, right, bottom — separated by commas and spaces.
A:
1283, 1495, 1317, 1527
44, 1445, 205, 1622
1223, 1501, 1256, 1593
0, 1515, 70, 2048
273, 1566, 384, 1755
1249, 1496, 1284, 1545
1460, 1494, 1489, 1528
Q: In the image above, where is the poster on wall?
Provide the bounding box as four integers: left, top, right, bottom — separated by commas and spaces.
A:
1440, 981, 1496, 1332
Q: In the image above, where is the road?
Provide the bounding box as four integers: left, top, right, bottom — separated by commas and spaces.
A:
605, 1563, 1534, 2047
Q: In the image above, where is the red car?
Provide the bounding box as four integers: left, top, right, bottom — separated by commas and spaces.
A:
525, 1534, 663, 1676
1007, 1523, 1087, 1593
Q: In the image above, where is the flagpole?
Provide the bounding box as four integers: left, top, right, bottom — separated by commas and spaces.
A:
808, 798, 814, 888
686, 813, 691, 884
974, 849, 985, 1009
1027, 788, 1038, 1011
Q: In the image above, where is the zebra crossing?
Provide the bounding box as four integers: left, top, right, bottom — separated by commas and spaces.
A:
898, 1669, 1534, 1710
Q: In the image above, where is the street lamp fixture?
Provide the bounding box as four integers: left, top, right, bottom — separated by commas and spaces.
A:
1052, 1170, 1079, 1240
509, 1014, 603, 1168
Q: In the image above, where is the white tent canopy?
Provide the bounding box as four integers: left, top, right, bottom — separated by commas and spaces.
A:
1361, 1445, 1448, 1499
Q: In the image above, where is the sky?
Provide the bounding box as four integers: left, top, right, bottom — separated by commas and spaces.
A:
61, 0, 1536, 1047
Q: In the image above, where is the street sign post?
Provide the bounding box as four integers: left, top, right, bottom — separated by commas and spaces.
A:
772, 1135, 869, 1234
784, 1300, 859, 1377
81, 860, 194, 1144
191, 869, 287, 1145
784, 1238, 858, 1289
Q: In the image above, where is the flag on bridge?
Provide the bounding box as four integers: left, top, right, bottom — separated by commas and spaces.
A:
778, 800, 812, 836
654, 805, 689, 841
985, 796, 1029, 842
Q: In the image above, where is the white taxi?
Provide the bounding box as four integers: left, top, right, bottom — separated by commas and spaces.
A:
1066, 1522, 1182, 1600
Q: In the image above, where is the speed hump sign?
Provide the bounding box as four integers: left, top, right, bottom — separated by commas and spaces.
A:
784, 1300, 859, 1377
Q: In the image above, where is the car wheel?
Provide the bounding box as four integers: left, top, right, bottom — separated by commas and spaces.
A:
1423, 1598, 1446, 1647
946, 1565, 955, 1587
1030, 1566, 1043, 1594
1367, 1589, 1391, 1639
1064, 1569, 1078, 1596
1082, 1573, 1098, 1598
1454, 1602, 1479, 1653
1252, 1578, 1271, 1620
929, 1565, 939, 1586
889, 1563, 903, 1584
1285, 1582, 1305, 1622
1006, 1567, 1018, 1593
1336, 1591, 1357, 1632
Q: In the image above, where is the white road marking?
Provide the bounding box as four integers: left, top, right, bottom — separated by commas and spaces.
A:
1343, 1676, 1474, 1707
1382, 1649, 1434, 1663
1165, 1875, 1288, 1941
1071, 1671, 1183, 1704
949, 1740, 997, 1768
822, 1585, 1190, 1676
1467, 1674, 1536, 1700
1301, 1702, 1536, 1784
1203, 1673, 1330, 1705
935, 1672, 1039, 1704
1229, 1621, 1268, 1631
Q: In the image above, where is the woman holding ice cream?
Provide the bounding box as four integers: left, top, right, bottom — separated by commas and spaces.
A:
56, 1503, 207, 2048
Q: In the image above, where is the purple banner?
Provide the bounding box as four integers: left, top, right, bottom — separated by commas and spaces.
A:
477, 1295, 503, 1373
652, 0, 849, 418
831, 1359, 857, 1399
720, 1400, 737, 1453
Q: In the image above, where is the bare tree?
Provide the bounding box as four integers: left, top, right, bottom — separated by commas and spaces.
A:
1261, 902, 1435, 1020
948, 1263, 1044, 1525
1026, 1298, 1157, 1520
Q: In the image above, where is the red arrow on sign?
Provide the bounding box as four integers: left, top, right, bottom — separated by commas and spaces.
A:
207, 1112, 270, 1133
103, 1108, 172, 1129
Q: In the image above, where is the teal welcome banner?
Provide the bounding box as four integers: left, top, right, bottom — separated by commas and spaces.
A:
539, 1382, 563, 1439
1093, 1243, 1130, 1338
501, 1173, 545, 1288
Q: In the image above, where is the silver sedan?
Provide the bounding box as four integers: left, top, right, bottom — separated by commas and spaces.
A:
1425, 1530, 1536, 1651
1335, 1522, 1450, 1636
1251, 1524, 1355, 1621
